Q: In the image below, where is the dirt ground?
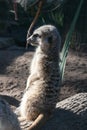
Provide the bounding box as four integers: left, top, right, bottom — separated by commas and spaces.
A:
0, 46, 87, 106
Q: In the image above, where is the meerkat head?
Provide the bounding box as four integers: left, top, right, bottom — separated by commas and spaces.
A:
27, 25, 61, 53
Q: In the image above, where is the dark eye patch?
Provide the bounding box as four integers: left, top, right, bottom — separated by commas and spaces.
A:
33, 34, 41, 38
48, 36, 53, 43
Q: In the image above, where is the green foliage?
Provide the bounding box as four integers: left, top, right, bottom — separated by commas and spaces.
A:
60, 0, 84, 82
50, 11, 64, 26
38, 9, 64, 28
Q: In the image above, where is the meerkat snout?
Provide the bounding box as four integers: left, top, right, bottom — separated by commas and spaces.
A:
27, 33, 41, 46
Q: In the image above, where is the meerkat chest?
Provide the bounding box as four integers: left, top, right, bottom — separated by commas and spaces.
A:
30, 52, 45, 74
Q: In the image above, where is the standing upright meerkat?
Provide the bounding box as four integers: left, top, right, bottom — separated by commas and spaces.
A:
20, 25, 61, 130
0, 98, 21, 130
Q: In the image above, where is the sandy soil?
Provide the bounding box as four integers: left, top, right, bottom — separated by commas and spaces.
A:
0, 46, 87, 106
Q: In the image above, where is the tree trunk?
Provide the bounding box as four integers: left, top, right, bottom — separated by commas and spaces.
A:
20, 93, 87, 130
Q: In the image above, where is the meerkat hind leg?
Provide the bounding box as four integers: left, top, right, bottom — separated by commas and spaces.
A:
28, 113, 52, 130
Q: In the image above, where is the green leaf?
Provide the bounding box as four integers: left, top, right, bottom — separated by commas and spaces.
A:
60, 0, 84, 82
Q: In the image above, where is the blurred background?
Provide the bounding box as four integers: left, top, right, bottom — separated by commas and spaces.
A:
0, 0, 87, 50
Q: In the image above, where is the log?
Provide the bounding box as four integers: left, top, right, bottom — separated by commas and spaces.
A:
19, 93, 87, 130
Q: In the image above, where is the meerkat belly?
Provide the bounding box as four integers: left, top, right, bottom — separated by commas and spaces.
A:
20, 80, 45, 120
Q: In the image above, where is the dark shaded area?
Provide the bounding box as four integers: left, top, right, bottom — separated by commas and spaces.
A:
42, 107, 87, 130
61, 0, 87, 46
0, 0, 87, 48
0, 95, 20, 107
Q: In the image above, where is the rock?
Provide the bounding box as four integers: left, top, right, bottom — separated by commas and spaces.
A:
0, 98, 21, 130
42, 93, 87, 130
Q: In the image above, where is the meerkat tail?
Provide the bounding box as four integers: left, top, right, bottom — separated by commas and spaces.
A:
0, 95, 20, 107
28, 113, 51, 130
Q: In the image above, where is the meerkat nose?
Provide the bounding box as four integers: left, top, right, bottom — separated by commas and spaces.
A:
27, 35, 32, 44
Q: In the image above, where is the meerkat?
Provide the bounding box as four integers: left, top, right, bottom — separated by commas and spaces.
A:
0, 98, 21, 130
19, 25, 61, 130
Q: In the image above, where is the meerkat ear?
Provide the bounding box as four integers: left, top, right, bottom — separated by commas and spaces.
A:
48, 36, 53, 44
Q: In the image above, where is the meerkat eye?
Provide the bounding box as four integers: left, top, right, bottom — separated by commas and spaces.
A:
33, 34, 41, 38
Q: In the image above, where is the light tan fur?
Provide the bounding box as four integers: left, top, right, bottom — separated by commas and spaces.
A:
20, 25, 61, 130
